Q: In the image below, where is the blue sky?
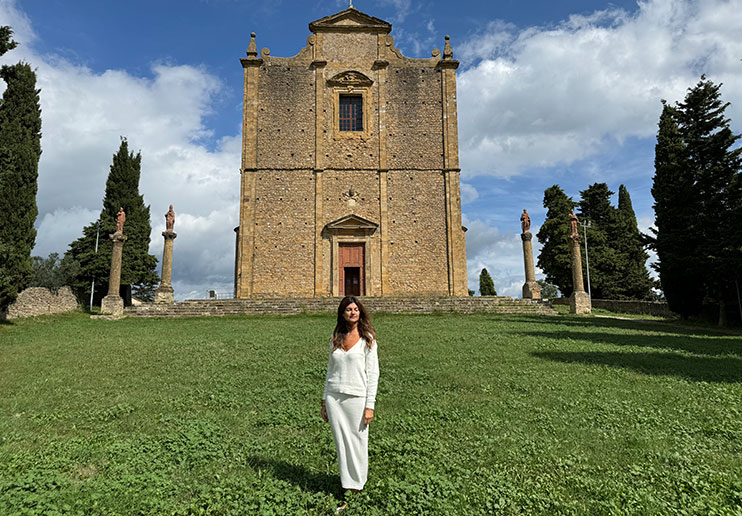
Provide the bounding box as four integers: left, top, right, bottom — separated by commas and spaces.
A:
1, 0, 741, 299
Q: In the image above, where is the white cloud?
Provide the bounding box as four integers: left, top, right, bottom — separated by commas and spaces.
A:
0, 1, 240, 300
463, 214, 543, 297
457, 0, 742, 178
460, 182, 479, 204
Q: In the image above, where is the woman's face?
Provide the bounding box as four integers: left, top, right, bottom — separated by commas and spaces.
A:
343, 303, 360, 325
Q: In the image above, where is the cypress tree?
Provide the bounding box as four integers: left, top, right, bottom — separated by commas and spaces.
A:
578, 183, 619, 299
536, 185, 576, 297
0, 26, 42, 314
479, 268, 496, 296
650, 103, 704, 317
67, 139, 159, 302
675, 78, 742, 324
613, 185, 653, 299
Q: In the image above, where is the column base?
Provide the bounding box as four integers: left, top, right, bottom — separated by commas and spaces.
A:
154, 284, 175, 303
570, 291, 591, 314
100, 294, 124, 316
522, 281, 541, 300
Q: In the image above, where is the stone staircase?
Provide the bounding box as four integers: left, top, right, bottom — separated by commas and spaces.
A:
124, 296, 557, 318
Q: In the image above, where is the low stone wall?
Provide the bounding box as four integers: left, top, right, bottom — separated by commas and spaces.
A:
6, 287, 79, 319
125, 296, 558, 318
552, 297, 673, 317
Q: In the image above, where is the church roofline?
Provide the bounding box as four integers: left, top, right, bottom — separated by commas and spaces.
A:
309, 7, 392, 34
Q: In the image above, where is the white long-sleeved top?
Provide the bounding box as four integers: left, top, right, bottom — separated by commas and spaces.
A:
322, 338, 379, 409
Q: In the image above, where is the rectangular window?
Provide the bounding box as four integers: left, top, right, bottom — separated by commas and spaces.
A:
339, 95, 363, 132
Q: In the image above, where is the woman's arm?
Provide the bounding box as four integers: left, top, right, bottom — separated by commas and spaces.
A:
364, 341, 379, 410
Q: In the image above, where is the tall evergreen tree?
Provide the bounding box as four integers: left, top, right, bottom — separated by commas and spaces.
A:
650, 103, 704, 317
66, 139, 158, 302
613, 185, 654, 299
578, 183, 619, 299
0, 26, 42, 314
651, 79, 742, 322
479, 268, 496, 296
536, 185, 576, 297
675, 78, 742, 324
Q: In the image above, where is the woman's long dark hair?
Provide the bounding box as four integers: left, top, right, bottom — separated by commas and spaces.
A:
332, 296, 376, 350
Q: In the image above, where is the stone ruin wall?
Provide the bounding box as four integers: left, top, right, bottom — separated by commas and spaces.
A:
5, 287, 79, 319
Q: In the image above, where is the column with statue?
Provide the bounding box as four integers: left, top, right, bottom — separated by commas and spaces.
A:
568, 211, 591, 314
520, 209, 541, 299
155, 205, 177, 303
100, 208, 128, 316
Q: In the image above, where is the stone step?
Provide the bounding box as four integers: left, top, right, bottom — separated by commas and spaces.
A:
124, 296, 557, 318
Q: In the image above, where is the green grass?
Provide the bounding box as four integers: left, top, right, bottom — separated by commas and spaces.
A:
1, 311, 740, 515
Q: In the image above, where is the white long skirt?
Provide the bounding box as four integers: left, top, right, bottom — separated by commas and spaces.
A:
326, 392, 368, 490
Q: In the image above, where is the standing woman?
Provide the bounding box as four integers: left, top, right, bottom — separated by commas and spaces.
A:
321, 296, 380, 509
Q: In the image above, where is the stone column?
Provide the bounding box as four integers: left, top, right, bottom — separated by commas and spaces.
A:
521, 232, 541, 299
154, 231, 177, 303
100, 233, 127, 316
569, 234, 591, 314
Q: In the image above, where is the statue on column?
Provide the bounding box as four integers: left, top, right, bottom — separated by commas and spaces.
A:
520, 209, 531, 234
569, 211, 579, 239
115, 207, 126, 235
165, 205, 175, 232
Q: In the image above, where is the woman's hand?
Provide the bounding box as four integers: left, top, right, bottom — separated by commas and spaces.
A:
364, 408, 374, 426
321, 403, 328, 422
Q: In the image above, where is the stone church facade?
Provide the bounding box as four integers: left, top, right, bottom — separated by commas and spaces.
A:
234, 7, 468, 298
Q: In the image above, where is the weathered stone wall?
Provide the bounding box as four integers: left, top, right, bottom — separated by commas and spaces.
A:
552, 297, 674, 317
257, 61, 315, 169
126, 296, 557, 317
386, 67, 443, 169
6, 287, 79, 319
387, 170, 448, 294
252, 169, 316, 297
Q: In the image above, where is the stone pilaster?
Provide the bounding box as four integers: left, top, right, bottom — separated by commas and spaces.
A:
521, 232, 541, 299
569, 234, 591, 314
155, 231, 177, 303
236, 34, 263, 299
100, 233, 127, 316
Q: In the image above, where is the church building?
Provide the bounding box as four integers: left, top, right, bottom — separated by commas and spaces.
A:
234, 6, 468, 298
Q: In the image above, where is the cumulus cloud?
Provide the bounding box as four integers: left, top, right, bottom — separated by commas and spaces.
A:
457, 0, 742, 177
0, 0, 240, 300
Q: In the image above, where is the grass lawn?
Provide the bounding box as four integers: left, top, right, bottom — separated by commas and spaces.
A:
0, 312, 740, 515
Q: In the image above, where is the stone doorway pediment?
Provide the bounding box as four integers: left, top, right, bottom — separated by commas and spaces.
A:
325, 214, 378, 234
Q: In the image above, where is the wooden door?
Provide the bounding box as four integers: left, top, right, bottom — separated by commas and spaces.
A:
339, 243, 364, 296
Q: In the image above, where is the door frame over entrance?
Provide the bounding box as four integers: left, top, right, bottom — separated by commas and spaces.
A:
324, 214, 378, 297
339, 243, 365, 296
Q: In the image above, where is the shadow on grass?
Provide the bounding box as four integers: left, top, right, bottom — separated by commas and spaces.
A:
247, 455, 341, 498
533, 350, 742, 383
525, 328, 742, 357
494, 314, 742, 339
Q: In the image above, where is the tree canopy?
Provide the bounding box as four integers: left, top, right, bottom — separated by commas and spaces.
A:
650, 78, 742, 323
66, 139, 159, 303
0, 26, 41, 314
536, 185, 576, 297
479, 268, 497, 296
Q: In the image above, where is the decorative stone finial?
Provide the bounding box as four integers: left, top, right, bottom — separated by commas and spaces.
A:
246, 32, 258, 57
443, 35, 453, 59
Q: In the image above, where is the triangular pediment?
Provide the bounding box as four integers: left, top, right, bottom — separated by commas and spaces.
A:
309, 8, 391, 34
325, 214, 379, 231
